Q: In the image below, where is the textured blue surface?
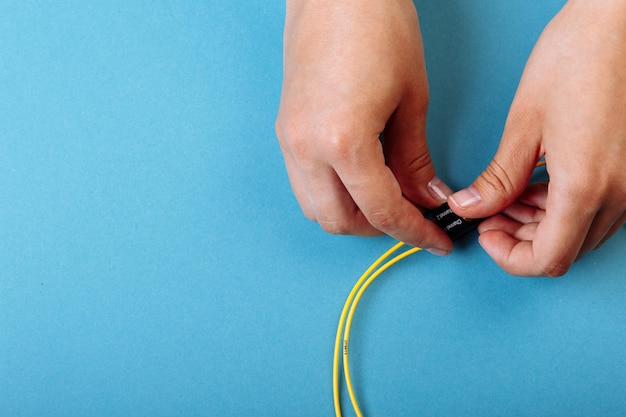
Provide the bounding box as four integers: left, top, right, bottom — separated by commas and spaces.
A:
1, 1, 624, 416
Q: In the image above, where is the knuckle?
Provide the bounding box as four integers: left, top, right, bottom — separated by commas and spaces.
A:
539, 259, 571, 278
275, 115, 311, 157
323, 129, 357, 163
318, 219, 351, 235
277, 117, 358, 164
275, 112, 294, 144
480, 159, 516, 197
407, 150, 433, 172
366, 208, 397, 232
302, 208, 316, 222
274, 117, 283, 139
395, 149, 433, 178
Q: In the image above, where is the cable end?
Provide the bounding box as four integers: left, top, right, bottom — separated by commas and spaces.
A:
427, 202, 481, 241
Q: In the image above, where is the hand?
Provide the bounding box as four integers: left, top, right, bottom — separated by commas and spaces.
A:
449, 1, 626, 276
275, 0, 453, 253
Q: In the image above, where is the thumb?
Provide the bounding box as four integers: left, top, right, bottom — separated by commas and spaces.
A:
448, 129, 540, 219
384, 96, 452, 209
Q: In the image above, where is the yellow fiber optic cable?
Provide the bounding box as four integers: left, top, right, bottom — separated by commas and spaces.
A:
333, 241, 406, 417
333, 242, 421, 417
342, 245, 421, 417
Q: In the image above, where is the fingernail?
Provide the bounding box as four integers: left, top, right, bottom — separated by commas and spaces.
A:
450, 186, 482, 208
427, 176, 453, 203
426, 247, 450, 257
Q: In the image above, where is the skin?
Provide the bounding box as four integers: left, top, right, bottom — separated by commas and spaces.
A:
276, 0, 626, 276
449, 0, 626, 276
275, 0, 454, 254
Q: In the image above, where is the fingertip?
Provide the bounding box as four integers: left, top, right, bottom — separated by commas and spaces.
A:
449, 186, 482, 209
477, 231, 536, 276
477, 230, 513, 263
426, 176, 454, 205
425, 247, 451, 257
400, 220, 453, 254
354, 181, 454, 252
449, 147, 540, 219
448, 186, 487, 219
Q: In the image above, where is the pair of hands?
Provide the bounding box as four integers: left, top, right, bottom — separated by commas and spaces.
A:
275, 0, 626, 276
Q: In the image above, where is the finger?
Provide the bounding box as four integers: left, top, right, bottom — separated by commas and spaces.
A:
477, 231, 534, 276
304, 164, 381, 236
578, 208, 626, 258
479, 178, 596, 277
478, 214, 520, 235
279, 143, 316, 220
383, 86, 450, 208
448, 105, 542, 219
499, 200, 546, 226
594, 212, 626, 250
278, 131, 381, 236
489, 183, 548, 226
478, 214, 539, 241
517, 183, 549, 210
333, 135, 453, 252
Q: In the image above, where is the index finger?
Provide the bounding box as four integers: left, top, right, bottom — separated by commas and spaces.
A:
332, 136, 452, 252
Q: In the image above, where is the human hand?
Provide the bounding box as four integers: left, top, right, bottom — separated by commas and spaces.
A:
275, 0, 453, 253
449, 1, 626, 276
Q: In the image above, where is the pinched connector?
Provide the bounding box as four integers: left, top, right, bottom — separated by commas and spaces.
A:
427, 202, 481, 241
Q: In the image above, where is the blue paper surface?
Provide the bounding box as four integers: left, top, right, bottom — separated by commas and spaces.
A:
1, 1, 624, 416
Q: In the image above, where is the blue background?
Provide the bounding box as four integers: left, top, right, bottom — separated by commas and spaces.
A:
1, 1, 624, 416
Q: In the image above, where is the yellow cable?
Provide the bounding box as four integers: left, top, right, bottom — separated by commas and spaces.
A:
333, 241, 406, 417
342, 246, 421, 416
334, 242, 421, 417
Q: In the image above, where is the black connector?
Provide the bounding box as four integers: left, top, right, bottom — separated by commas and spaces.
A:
427, 202, 481, 241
